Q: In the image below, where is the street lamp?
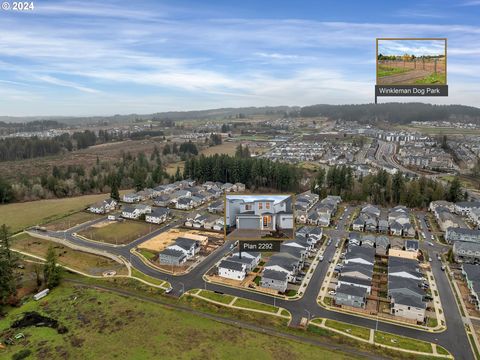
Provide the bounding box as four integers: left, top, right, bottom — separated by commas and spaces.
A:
304, 309, 311, 320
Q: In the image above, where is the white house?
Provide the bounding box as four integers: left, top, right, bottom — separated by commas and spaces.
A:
121, 204, 152, 219
218, 260, 246, 280
145, 207, 170, 224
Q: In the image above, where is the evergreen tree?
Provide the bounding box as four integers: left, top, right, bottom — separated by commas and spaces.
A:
0, 224, 17, 305
44, 246, 61, 289
110, 181, 120, 201
448, 176, 462, 202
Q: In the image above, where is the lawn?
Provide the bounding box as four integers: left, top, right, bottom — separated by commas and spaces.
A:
200, 142, 238, 156
377, 65, 411, 77
0, 283, 352, 360
374, 331, 433, 353
11, 233, 127, 276
233, 298, 278, 313
137, 248, 157, 261
198, 290, 234, 305
0, 193, 122, 233
414, 72, 446, 85
325, 319, 370, 340
44, 211, 102, 231
78, 220, 158, 245
131, 268, 167, 287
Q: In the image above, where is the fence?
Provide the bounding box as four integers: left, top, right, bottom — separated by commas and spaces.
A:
378, 59, 446, 74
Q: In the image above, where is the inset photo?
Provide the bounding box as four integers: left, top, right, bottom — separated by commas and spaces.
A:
377, 38, 446, 85
225, 194, 294, 241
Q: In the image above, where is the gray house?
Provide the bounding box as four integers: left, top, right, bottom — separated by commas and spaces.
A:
454, 242, 480, 264
158, 248, 186, 265
260, 269, 288, 293
446, 227, 480, 244
334, 284, 367, 308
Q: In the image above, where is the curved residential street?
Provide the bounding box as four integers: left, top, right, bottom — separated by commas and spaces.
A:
28, 207, 474, 360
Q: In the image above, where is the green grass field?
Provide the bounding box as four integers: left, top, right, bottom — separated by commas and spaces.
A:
198, 290, 235, 304
374, 331, 433, 353
131, 268, 167, 287
11, 233, 127, 276
0, 194, 118, 233
414, 72, 446, 85
137, 248, 157, 261
377, 65, 411, 77
78, 220, 157, 245
44, 211, 102, 231
0, 284, 352, 360
233, 298, 279, 313
325, 319, 370, 340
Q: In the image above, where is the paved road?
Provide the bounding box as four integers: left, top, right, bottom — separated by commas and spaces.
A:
31, 205, 475, 359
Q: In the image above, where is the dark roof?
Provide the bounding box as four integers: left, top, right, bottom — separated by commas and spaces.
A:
266, 253, 300, 271
262, 269, 288, 281
338, 275, 372, 287
336, 283, 367, 298
391, 292, 426, 308
219, 260, 245, 272
405, 239, 419, 250
149, 207, 169, 217
174, 237, 198, 250
159, 248, 186, 259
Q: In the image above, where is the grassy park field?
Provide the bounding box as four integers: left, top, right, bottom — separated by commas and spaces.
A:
0, 284, 353, 360
0, 194, 112, 233
11, 233, 127, 276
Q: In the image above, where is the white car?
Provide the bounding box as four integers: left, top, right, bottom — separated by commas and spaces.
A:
328, 290, 336, 296
165, 287, 173, 294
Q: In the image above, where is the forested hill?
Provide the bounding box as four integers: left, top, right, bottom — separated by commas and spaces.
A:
299, 103, 480, 124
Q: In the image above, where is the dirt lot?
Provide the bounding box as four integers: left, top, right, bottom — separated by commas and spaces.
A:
78, 220, 159, 245
138, 228, 211, 252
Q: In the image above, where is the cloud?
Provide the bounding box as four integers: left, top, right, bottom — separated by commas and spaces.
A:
35, 75, 100, 93
0, 1, 479, 115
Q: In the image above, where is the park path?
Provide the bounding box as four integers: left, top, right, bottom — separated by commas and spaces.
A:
378, 69, 430, 85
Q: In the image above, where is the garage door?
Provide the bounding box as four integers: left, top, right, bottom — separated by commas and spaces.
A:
237, 217, 261, 229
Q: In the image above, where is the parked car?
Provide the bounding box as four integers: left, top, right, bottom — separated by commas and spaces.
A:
424, 295, 434, 301
428, 257, 432, 262
441, 265, 446, 271
319, 255, 324, 261
165, 287, 173, 294
328, 290, 336, 295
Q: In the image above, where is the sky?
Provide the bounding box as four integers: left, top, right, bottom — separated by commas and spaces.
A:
378, 39, 446, 57
227, 195, 290, 204
0, 0, 479, 116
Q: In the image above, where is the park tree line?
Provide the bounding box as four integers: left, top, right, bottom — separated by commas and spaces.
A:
299, 103, 480, 124
0, 130, 98, 162
183, 153, 300, 192
311, 165, 466, 208
0, 225, 60, 308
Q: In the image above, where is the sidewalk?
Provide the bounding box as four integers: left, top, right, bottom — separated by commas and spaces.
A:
309, 318, 452, 359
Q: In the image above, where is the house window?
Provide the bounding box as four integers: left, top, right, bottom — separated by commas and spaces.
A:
266, 202, 270, 209
245, 204, 252, 210
259, 202, 263, 210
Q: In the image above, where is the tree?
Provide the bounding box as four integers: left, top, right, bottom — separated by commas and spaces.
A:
110, 181, 120, 201
447, 176, 462, 202
44, 246, 61, 288
0, 176, 13, 203
0, 224, 17, 304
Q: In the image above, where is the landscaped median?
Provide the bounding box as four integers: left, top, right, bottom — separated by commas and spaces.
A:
186, 289, 291, 321
309, 318, 452, 358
